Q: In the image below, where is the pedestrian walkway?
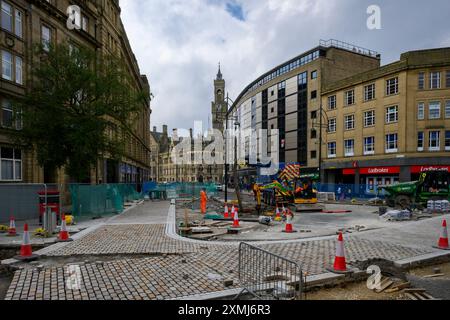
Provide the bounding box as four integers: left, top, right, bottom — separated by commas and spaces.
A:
4, 200, 450, 300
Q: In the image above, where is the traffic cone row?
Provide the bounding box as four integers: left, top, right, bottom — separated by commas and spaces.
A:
436, 219, 449, 250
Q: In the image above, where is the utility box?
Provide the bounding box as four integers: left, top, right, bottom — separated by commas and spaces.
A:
43, 206, 57, 235
38, 190, 61, 225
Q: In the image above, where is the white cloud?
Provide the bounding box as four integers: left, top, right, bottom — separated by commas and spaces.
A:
120, 0, 450, 133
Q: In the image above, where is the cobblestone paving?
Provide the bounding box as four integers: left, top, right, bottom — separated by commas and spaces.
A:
44, 224, 237, 257
5, 255, 239, 301
4, 201, 440, 300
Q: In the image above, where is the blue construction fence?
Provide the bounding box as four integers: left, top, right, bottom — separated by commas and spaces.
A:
316, 183, 387, 200
70, 184, 143, 217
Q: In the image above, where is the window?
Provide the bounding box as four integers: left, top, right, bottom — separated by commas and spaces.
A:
82, 15, 88, 31
386, 77, 398, 95
364, 83, 375, 101
2, 50, 12, 80
345, 114, 355, 130
429, 102, 441, 119
417, 132, 424, 151
385, 134, 398, 153
310, 111, 317, 119
328, 95, 336, 110
311, 70, 318, 80
278, 81, 286, 90
429, 131, 440, 151
386, 105, 398, 123
418, 72, 425, 90
328, 118, 336, 133
311, 90, 317, 100
446, 71, 450, 88
364, 110, 375, 127
298, 72, 307, 85
310, 129, 317, 139
417, 103, 425, 120
41, 25, 51, 51
344, 139, 354, 157
446, 101, 450, 119
15, 55, 21, 85
310, 151, 317, 159
364, 137, 375, 155
446, 131, 450, 151
14, 9, 21, 37
1, 99, 12, 127
0, 147, 21, 181
328, 142, 336, 158
345, 90, 355, 106
1, 1, 12, 32
430, 72, 441, 89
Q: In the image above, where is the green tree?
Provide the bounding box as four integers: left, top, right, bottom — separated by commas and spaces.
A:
16, 43, 146, 182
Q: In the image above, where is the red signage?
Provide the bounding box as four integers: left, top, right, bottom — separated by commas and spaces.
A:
410, 165, 450, 174
359, 167, 400, 175
343, 169, 356, 175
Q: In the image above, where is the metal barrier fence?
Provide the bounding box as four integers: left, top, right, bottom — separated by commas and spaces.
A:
235, 242, 303, 300
0, 184, 56, 223
317, 183, 387, 200
142, 182, 219, 200
0, 183, 142, 222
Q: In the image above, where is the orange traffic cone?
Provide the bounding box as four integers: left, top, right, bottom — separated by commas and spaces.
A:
232, 208, 240, 228
7, 216, 18, 237
282, 205, 287, 217
58, 214, 73, 242
282, 209, 297, 233
331, 233, 348, 272
231, 205, 236, 219
435, 220, 449, 250
14, 224, 38, 261
224, 204, 229, 219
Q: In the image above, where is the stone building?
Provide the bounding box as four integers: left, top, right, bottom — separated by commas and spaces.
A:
0, 0, 152, 185
228, 40, 381, 182
321, 47, 450, 191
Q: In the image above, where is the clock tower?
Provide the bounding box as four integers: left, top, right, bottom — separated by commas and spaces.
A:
211, 63, 227, 132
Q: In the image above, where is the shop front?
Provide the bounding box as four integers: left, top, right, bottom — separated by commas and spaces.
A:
343, 166, 400, 194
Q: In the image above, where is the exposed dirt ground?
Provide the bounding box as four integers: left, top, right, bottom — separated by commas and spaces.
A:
305, 262, 450, 300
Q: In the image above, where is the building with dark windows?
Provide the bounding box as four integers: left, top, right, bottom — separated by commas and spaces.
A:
228, 40, 381, 183
0, 0, 152, 185
321, 47, 450, 192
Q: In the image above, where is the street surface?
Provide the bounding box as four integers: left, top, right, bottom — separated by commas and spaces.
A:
4, 200, 450, 300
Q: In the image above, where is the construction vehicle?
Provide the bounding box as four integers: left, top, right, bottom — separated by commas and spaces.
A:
382, 170, 450, 209
259, 164, 321, 211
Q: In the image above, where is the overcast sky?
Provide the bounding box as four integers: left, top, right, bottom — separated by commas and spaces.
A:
120, 0, 450, 134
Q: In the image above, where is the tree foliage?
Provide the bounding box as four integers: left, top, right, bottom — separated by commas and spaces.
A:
16, 43, 146, 182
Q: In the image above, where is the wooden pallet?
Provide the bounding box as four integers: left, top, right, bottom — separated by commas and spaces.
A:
404, 289, 438, 300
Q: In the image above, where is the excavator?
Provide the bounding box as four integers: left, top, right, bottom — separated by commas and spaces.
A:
259, 164, 321, 212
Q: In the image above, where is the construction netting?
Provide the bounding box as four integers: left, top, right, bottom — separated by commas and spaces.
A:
142, 182, 219, 200
70, 184, 142, 217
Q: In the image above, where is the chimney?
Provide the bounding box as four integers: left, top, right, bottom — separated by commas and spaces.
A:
163, 125, 168, 135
